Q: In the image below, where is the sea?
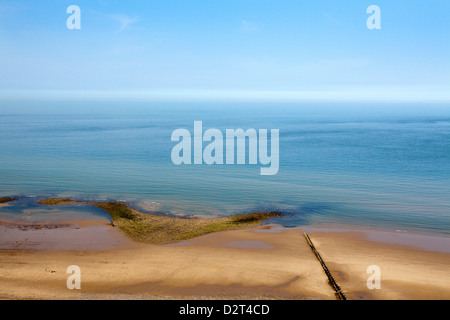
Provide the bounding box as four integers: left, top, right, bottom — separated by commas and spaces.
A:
0, 101, 449, 235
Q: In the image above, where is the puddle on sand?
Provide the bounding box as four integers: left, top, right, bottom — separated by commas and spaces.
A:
0, 197, 112, 223
0, 224, 128, 251
253, 224, 284, 233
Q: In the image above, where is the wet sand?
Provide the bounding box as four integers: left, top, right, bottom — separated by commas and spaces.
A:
0, 222, 449, 300
0, 224, 334, 300
307, 228, 450, 300
0, 220, 127, 251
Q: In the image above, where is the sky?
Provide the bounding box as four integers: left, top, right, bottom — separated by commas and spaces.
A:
0, 0, 449, 102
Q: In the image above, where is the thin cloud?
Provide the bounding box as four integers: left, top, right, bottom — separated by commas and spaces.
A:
110, 14, 143, 32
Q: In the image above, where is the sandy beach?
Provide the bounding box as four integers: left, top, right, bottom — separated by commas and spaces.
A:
305, 228, 450, 300
0, 221, 449, 300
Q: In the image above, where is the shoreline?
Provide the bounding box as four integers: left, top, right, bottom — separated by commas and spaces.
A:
0, 221, 449, 299
1, 218, 449, 254
1, 197, 449, 300
0, 197, 282, 245
2, 195, 450, 239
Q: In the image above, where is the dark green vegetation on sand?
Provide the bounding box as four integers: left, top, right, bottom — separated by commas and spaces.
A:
92, 202, 137, 220
36, 198, 282, 245
0, 197, 17, 204
37, 198, 77, 205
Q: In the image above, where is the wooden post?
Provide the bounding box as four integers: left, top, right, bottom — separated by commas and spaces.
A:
304, 232, 347, 300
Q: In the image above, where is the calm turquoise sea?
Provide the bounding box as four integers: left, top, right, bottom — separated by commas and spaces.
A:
1, 102, 449, 235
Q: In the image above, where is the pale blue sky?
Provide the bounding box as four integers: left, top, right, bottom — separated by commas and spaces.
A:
0, 0, 449, 101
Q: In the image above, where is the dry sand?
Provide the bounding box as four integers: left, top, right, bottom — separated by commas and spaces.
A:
0, 222, 449, 300
307, 228, 450, 300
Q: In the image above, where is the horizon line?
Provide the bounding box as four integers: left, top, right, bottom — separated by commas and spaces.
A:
1, 88, 450, 103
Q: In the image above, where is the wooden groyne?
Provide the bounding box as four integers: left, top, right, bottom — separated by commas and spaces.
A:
304, 232, 347, 300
